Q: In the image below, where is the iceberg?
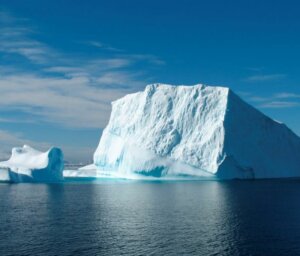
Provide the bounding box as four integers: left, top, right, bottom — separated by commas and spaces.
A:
92, 83, 300, 179
0, 145, 64, 182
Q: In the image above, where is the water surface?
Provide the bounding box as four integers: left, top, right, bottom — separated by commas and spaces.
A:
0, 180, 300, 255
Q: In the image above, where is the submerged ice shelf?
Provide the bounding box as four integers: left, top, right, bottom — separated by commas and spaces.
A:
87, 83, 300, 180
0, 145, 64, 182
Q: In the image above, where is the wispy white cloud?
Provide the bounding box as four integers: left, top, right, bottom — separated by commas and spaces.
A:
0, 117, 36, 124
0, 10, 165, 161
259, 101, 300, 109
0, 10, 29, 24
244, 74, 286, 82
88, 41, 104, 48
0, 12, 56, 64
120, 53, 166, 65
273, 92, 300, 99
0, 73, 134, 128
244, 91, 300, 109
0, 11, 163, 129
248, 96, 269, 102
86, 40, 124, 52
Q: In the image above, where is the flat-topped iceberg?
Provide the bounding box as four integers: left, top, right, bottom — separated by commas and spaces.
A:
0, 145, 64, 182
92, 83, 300, 179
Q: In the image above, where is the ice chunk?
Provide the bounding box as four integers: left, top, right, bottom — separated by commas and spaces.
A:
0, 145, 64, 182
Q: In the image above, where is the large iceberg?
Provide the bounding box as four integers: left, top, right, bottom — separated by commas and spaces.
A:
92, 83, 300, 179
0, 145, 64, 182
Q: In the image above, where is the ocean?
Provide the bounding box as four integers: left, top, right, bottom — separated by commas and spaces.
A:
1, 179, 300, 255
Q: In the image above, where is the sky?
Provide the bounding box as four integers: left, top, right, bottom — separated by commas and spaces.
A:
0, 0, 300, 163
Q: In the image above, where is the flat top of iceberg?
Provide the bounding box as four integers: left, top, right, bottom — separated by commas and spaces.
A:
0, 145, 51, 169
112, 83, 229, 104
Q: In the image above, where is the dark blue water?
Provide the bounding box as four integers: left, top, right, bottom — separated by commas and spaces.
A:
1, 180, 300, 256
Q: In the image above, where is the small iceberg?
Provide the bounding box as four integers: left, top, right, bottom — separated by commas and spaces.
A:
0, 145, 64, 183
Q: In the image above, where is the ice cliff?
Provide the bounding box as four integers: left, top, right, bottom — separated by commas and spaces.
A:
0, 145, 64, 182
93, 84, 300, 179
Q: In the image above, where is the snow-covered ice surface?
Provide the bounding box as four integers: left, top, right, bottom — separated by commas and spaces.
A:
64, 164, 99, 178
0, 145, 64, 182
89, 83, 300, 180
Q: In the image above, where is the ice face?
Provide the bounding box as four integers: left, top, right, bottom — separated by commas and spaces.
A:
220, 90, 300, 179
0, 145, 64, 182
93, 83, 300, 179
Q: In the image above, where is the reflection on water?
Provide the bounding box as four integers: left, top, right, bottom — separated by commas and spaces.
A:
0, 180, 300, 255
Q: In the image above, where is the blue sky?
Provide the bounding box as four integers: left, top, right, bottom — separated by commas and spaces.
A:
0, 0, 300, 162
